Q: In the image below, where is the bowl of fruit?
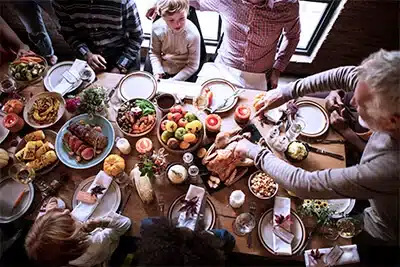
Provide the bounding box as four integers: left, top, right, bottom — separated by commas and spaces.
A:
157, 105, 204, 154
116, 98, 157, 137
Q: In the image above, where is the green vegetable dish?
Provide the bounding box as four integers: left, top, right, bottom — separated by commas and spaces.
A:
9, 57, 47, 82
117, 99, 156, 135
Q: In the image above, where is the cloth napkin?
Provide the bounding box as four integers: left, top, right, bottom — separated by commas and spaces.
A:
273, 196, 292, 255
71, 171, 113, 222
304, 245, 360, 267
177, 184, 205, 231
53, 59, 87, 95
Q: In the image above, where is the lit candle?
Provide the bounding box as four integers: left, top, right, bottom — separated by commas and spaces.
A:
229, 190, 246, 209
116, 138, 131, 155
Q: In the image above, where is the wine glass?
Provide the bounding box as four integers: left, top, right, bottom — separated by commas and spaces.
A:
233, 212, 256, 236
286, 118, 306, 142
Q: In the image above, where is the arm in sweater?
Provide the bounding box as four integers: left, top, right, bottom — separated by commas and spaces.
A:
281, 66, 359, 101
247, 141, 399, 200
171, 28, 201, 81
149, 27, 165, 75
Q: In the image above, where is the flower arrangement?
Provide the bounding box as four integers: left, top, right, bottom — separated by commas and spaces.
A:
137, 148, 168, 179
297, 199, 334, 227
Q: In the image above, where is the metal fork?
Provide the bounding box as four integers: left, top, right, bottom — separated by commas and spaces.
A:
247, 202, 257, 248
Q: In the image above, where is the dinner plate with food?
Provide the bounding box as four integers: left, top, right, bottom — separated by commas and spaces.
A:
116, 98, 157, 137
55, 114, 115, 169
9, 55, 47, 85
14, 130, 59, 175
196, 78, 238, 113
0, 176, 34, 223
23, 92, 65, 129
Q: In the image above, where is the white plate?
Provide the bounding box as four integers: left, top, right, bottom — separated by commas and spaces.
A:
168, 194, 216, 231
72, 176, 121, 220
0, 113, 10, 144
201, 78, 238, 113
0, 177, 34, 223
328, 199, 356, 219
118, 71, 157, 101
293, 100, 329, 138
258, 208, 306, 255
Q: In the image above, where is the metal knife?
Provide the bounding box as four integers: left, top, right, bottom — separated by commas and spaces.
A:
306, 144, 344, 161
106, 76, 125, 103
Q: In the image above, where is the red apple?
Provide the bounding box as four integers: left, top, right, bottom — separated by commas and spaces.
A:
170, 106, 176, 113
160, 120, 169, 131
172, 113, 183, 123
178, 118, 188, 127
167, 112, 174, 121
174, 105, 184, 114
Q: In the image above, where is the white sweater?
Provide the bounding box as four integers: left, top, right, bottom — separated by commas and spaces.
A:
69, 212, 131, 267
149, 19, 201, 81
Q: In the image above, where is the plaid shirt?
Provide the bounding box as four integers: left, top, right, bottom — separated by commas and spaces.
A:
190, 0, 300, 73
53, 0, 143, 69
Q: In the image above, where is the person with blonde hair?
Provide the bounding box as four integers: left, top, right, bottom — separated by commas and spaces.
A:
233, 50, 400, 252
25, 201, 131, 267
149, 0, 201, 81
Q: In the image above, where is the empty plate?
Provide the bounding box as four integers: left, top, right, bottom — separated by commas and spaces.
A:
258, 208, 306, 255
291, 100, 329, 138
168, 194, 216, 231
118, 71, 157, 101
72, 176, 121, 220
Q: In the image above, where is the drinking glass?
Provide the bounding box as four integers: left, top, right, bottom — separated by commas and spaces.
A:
286, 118, 306, 141
233, 212, 256, 236
8, 163, 35, 184
337, 217, 362, 238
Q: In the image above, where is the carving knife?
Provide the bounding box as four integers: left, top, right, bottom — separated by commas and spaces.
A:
306, 144, 344, 161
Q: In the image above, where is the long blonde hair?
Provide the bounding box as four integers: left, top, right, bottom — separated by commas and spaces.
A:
25, 209, 89, 266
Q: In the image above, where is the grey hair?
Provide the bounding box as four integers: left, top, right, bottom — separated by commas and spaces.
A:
357, 49, 400, 119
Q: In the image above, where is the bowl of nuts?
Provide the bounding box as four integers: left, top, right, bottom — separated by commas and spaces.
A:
248, 171, 278, 200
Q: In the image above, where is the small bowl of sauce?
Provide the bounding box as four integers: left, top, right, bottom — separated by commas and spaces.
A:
156, 93, 176, 113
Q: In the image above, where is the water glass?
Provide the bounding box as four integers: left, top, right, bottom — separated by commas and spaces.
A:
286, 118, 306, 141
233, 212, 256, 236
337, 217, 362, 238
8, 163, 35, 184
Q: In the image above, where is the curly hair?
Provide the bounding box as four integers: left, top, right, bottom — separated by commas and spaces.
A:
25, 209, 89, 267
138, 218, 226, 266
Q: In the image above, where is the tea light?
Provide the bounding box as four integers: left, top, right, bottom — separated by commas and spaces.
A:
116, 137, 131, 155
229, 190, 246, 209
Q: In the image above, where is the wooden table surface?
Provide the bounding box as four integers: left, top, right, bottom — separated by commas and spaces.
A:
1, 70, 351, 261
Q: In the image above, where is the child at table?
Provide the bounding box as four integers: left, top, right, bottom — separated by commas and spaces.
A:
149, 0, 201, 82
25, 197, 131, 267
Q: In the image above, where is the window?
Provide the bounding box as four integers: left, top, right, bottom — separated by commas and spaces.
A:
136, 0, 343, 56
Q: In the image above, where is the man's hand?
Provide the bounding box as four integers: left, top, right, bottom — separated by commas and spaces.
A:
234, 138, 254, 159
255, 88, 287, 117
325, 90, 344, 112
17, 45, 35, 57
146, 6, 157, 20
87, 53, 107, 72
110, 67, 120, 74
330, 109, 348, 132
268, 68, 280, 89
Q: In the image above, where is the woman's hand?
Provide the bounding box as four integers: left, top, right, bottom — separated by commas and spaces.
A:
255, 88, 287, 117
325, 90, 344, 112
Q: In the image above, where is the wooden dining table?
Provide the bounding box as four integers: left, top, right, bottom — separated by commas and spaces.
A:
0, 69, 352, 262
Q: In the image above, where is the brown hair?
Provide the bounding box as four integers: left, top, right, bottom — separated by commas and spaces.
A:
156, 0, 189, 17
25, 209, 89, 266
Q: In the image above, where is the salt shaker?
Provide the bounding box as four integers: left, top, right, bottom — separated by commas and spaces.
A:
188, 165, 200, 184
266, 125, 280, 147
229, 190, 246, 209
274, 135, 289, 152
183, 152, 194, 167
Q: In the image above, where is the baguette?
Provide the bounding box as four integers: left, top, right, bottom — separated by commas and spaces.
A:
24, 130, 45, 142
26, 150, 57, 171
35, 142, 54, 158
15, 148, 25, 161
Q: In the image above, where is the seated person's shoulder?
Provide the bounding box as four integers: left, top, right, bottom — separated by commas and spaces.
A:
185, 21, 201, 40
152, 19, 168, 36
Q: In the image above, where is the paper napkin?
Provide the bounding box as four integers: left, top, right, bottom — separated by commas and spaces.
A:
273, 196, 292, 255
53, 59, 86, 95
304, 245, 360, 267
177, 185, 205, 231
71, 171, 113, 222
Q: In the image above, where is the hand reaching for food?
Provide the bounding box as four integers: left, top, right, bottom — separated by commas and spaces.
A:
254, 88, 287, 117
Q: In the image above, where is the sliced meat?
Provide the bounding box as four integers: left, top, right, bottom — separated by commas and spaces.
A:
72, 139, 84, 153
81, 147, 94, 161
68, 122, 108, 149
63, 132, 72, 144
76, 144, 89, 156
68, 135, 79, 150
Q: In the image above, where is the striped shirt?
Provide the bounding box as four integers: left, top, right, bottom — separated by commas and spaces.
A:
190, 0, 300, 73
53, 0, 143, 69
